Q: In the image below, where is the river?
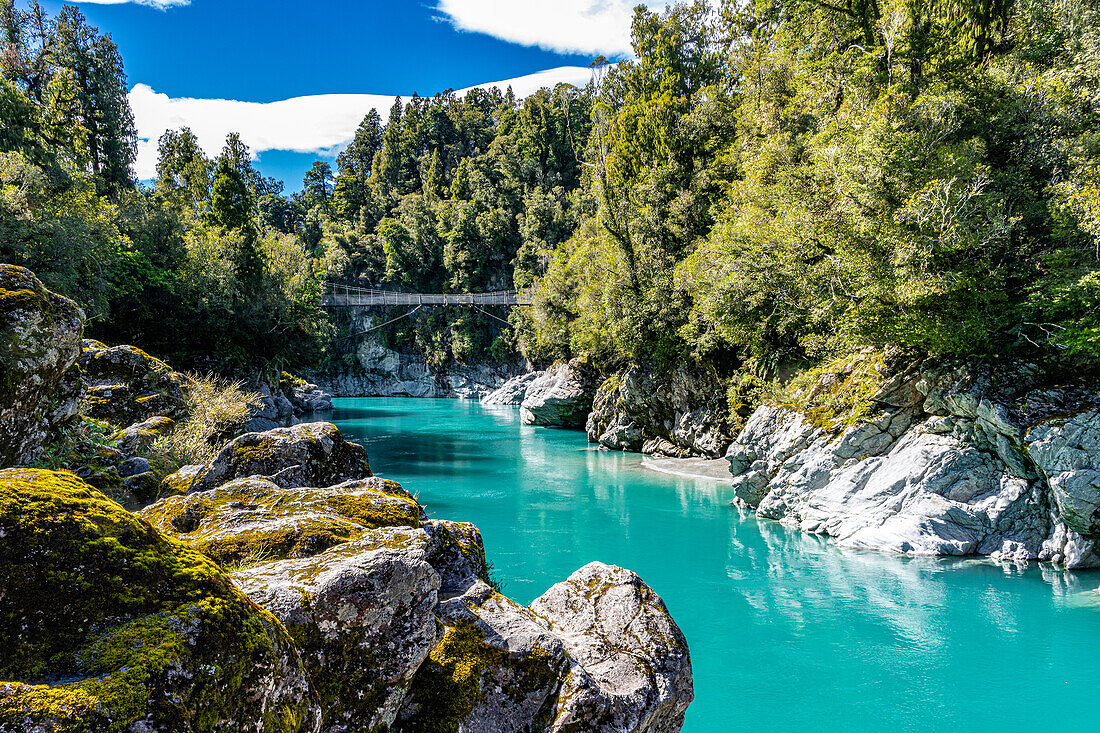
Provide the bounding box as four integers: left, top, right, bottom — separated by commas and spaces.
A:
332, 397, 1100, 732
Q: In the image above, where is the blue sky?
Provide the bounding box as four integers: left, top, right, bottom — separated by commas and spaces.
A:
32, 0, 655, 188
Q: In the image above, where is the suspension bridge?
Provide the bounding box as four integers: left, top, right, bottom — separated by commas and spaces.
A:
322, 283, 532, 308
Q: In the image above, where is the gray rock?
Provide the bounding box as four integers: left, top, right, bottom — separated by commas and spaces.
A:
521, 359, 598, 428
234, 529, 441, 732
0, 265, 85, 466
114, 415, 176, 454
482, 372, 540, 405
400, 579, 570, 733
117, 456, 151, 478
1027, 409, 1100, 538
164, 422, 371, 495
587, 364, 730, 458
728, 359, 1100, 568
530, 562, 694, 733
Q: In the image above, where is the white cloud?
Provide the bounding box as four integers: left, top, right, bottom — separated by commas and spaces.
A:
129, 66, 594, 180
72, 0, 190, 8
436, 0, 664, 56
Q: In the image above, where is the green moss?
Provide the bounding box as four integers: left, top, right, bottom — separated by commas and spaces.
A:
140, 478, 424, 565
0, 468, 311, 732
402, 619, 561, 733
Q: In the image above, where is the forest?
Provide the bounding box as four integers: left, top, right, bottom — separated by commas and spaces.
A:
3, 0, 1099, 388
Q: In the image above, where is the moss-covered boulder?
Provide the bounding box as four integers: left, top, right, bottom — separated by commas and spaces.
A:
0, 468, 319, 732
0, 265, 84, 466
166, 422, 371, 495
79, 340, 186, 428
234, 529, 443, 732
399, 580, 570, 733
139, 475, 424, 566
114, 415, 176, 455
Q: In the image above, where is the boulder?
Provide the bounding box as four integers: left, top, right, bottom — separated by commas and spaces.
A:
0, 265, 84, 466
79, 340, 186, 427
164, 422, 371, 494
728, 357, 1100, 568
482, 372, 540, 406
530, 562, 694, 733
139, 475, 424, 565
234, 529, 442, 732
114, 414, 176, 454
521, 359, 598, 428
399, 580, 570, 733
587, 364, 730, 458
0, 468, 318, 732
280, 371, 334, 413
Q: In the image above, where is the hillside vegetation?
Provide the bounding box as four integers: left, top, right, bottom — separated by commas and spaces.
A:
3, 0, 1099, 387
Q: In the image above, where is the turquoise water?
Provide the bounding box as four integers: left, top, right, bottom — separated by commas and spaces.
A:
332, 397, 1100, 732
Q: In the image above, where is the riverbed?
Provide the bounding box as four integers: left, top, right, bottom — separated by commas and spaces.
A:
332, 397, 1100, 732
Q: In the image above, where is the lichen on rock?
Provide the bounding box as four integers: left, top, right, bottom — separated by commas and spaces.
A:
140, 475, 423, 565
78, 340, 186, 428
0, 265, 85, 466
0, 467, 319, 732
165, 421, 372, 495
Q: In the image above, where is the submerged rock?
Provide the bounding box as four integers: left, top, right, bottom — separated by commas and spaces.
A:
482, 372, 540, 405
521, 359, 598, 428
0, 265, 84, 466
587, 364, 730, 458
0, 468, 318, 732
164, 422, 372, 494
79, 339, 186, 427
728, 357, 1100, 568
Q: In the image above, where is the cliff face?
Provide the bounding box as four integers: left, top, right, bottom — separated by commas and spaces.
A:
727, 357, 1100, 568
316, 309, 524, 399
587, 364, 731, 458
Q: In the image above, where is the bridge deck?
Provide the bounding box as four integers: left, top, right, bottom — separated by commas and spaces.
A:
323, 288, 530, 307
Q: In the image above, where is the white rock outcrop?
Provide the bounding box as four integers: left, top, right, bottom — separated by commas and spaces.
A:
727, 359, 1100, 568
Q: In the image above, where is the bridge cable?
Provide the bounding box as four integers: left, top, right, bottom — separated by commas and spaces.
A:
336, 305, 423, 341
474, 306, 514, 327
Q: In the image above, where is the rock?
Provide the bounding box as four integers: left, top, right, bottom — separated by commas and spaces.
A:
280, 371, 334, 413
728, 357, 1100, 568
117, 455, 151, 477
79, 340, 186, 427
399, 580, 570, 733
234, 529, 442, 732
1026, 409, 1100, 538
139, 475, 424, 565
166, 422, 372, 494
144, 455, 690, 732
521, 359, 598, 428
530, 562, 694, 733
587, 364, 730, 458
482, 372, 540, 405
114, 415, 176, 454
0, 468, 318, 732
0, 265, 84, 466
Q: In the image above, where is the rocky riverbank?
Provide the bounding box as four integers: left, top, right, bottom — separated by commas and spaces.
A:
725, 353, 1100, 569
0, 266, 694, 731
